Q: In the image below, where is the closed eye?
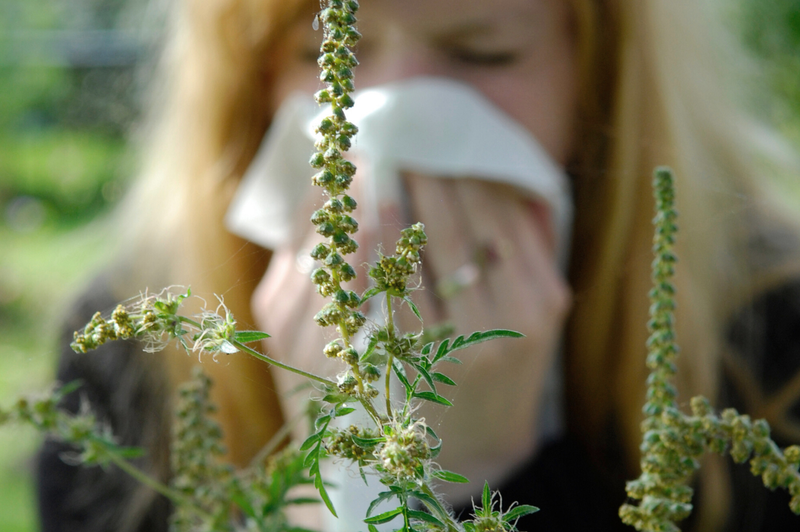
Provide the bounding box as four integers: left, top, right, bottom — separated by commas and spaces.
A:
445, 47, 520, 67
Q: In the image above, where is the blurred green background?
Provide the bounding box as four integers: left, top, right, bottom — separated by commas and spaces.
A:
1, 0, 799, 531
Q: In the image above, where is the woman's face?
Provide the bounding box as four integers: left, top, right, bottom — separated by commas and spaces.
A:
271, 0, 579, 165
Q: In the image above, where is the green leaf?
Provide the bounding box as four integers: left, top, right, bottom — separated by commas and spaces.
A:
315, 414, 332, 431
412, 391, 453, 407
411, 362, 435, 394
431, 372, 456, 386
284, 497, 321, 505
432, 470, 470, 483
410, 490, 439, 509
426, 426, 442, 458
407, 509, 444, 526
361, 286, 384, 304
392, 360, 412, 392
403, 297, 423, 322
368, 526, 380, 532
364, 507, 403, 524
316, 480, 338, 518
300, 433, 321, 451
502, 505, 540, 522
57, 379, 84, 396
230, 492, 258, 520
361, 335, 380, 361
334, 405, 356, 417
482, 481, 492, 511
420, 341, 434, 356
433, 339, 451, 363
321, 393, 350, 404
234, 330, 271, 343
438, 355, 461, 365
451, 329, 524, 352
367, 491, 397, 517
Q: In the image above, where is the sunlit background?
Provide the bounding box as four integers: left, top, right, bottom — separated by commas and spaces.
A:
1, 0, 799, 530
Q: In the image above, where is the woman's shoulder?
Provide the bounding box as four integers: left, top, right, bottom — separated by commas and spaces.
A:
722, 277, 800, 531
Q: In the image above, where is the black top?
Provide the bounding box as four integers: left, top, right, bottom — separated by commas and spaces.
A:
36, 280, 800, 531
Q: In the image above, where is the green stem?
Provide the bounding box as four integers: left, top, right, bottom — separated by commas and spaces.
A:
385, 296, 395, 419
104, 447, 212, 519
232, 340, 338, 388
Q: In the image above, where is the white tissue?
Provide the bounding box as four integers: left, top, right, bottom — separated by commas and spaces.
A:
225, 77, 572, 263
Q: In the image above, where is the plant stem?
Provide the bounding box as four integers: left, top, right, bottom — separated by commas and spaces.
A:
232, 340, 338, 388
385, 296, 395, 419
103, 446, 211, 519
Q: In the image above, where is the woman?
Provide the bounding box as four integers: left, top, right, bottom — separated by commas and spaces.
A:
37, 0, 800, 531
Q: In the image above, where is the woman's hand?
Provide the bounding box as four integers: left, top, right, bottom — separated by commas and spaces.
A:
251, 172, 571, 504
388, 174, 572, 503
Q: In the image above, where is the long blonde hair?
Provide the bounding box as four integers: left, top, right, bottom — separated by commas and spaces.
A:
117, 0, 800, 528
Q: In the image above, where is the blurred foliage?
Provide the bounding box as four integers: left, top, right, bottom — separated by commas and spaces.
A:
733, 0, 800, 141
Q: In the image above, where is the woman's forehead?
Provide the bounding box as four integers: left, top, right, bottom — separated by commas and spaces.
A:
357, 0, 544, 29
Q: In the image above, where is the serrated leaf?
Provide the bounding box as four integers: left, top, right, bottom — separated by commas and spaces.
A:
403, 297, 423, 322
303, 447, 317, 468
316, 480, 337, 517
367, 491, 397, 517
315, 414, 331, 430
412, 391, 453, 407
431, 372, 456, 386
407, 509, 444, 526
502, 505, 540, 522
234, 330, 271, 343
432, 470, 470, 483
451, 329, 524, 352
300, 433, 321, 451
364, 507, 403, 524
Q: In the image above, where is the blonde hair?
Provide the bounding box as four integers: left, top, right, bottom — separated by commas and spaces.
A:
117, 0, 800, 528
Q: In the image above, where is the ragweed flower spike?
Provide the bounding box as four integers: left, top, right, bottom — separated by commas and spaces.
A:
620, 168, 800, 532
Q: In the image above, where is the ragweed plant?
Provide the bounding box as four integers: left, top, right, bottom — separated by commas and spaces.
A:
619, 168, 800, 532
0, 365, 316, 532
295, 1, 538, 530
